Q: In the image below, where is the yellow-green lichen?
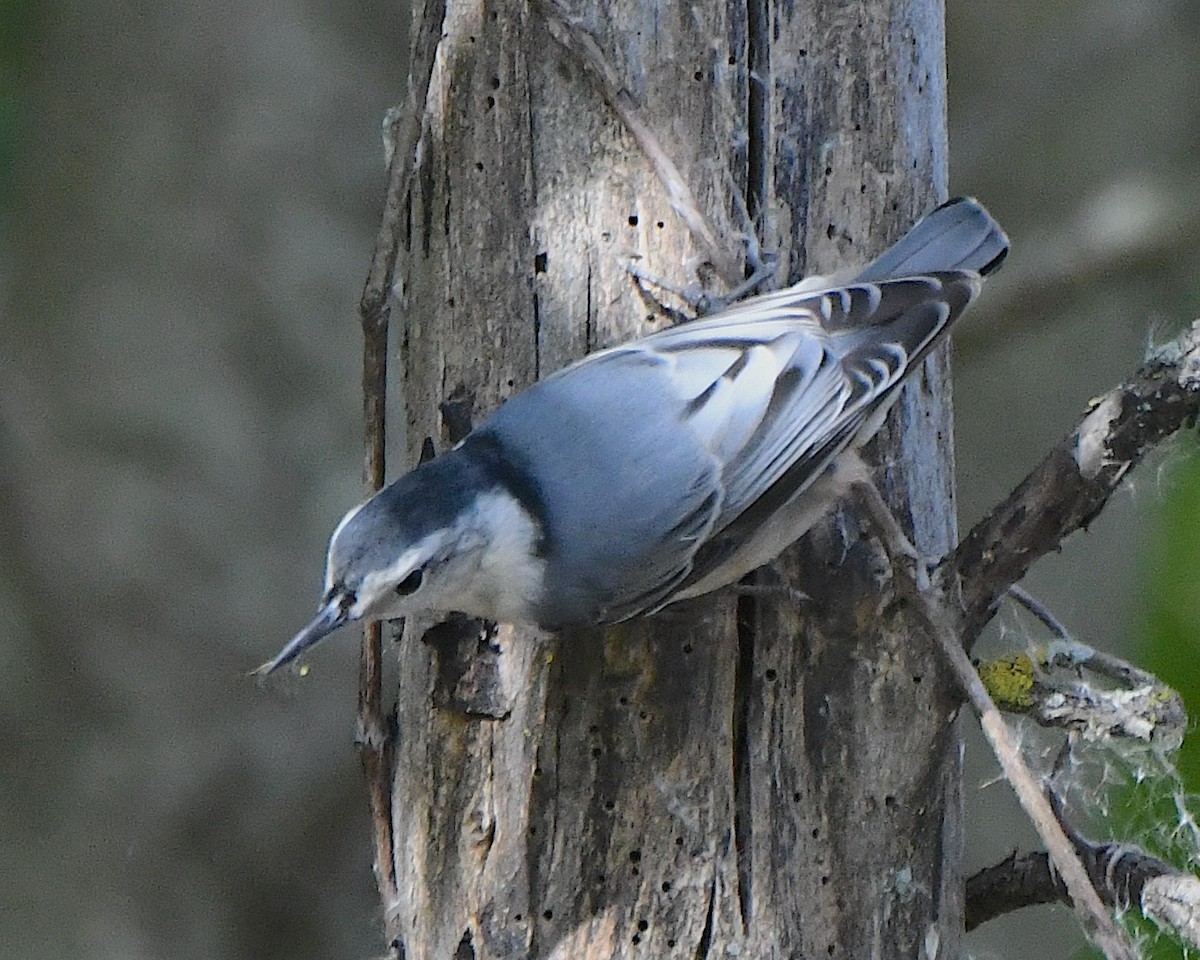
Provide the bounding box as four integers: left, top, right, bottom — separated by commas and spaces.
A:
977, 653, 1036, 710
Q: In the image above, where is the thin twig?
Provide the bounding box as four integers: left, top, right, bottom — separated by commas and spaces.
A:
354, 0, 449, 931
1053, 643, 1163, 690
851, 478, 1136, 956
909, 587, 1139, 959
1006, 584, 1070, 639
532, 0, 743, 286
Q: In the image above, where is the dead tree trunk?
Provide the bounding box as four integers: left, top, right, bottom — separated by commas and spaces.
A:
388, 1, 959, 956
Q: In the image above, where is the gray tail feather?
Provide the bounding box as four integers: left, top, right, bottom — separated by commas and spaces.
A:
855, 197, 1009, 282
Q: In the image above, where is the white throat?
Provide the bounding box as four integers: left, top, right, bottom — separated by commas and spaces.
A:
447, 488, 546, 623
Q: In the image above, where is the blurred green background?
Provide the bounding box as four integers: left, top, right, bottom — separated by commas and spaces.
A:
1, 1, 1197, 958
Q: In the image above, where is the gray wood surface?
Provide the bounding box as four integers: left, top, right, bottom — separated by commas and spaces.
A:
389, 1, 959, 956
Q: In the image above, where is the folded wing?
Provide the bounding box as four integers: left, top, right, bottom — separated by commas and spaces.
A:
597, 272, 978, 616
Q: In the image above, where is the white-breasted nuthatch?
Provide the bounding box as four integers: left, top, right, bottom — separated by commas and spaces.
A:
263, 198, 1007, 674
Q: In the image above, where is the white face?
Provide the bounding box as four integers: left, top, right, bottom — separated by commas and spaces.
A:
269, 480, 548, 675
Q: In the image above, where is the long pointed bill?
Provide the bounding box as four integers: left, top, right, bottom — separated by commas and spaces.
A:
255, 598, 351, 676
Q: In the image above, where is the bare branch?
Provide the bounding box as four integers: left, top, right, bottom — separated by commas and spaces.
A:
913, 317, 1200, 955
1006, 584, 1070, 639
966, 850, 1068, 930
977, 645, 1187, 747
967, 833, 1200, 951
946, 320, 1200, 648
355, 0, 449, 929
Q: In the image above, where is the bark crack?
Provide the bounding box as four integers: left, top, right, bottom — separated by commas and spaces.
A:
694, 869, 718, 960
745, 0, 769, 226
526, 57, 541, 382
532, 290, 542, 380
584, 259, 594, 353
732, 588, 756, 930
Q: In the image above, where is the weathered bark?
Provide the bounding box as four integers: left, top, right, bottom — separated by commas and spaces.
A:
389, 1, 959, 957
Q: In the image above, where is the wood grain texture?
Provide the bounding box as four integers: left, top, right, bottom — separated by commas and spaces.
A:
389, 1, 959, 957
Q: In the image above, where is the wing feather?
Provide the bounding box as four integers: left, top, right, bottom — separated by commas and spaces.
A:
595, 274, 976, 608
620, 277, 953, 519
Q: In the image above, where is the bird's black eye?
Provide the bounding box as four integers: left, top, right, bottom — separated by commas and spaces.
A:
395, 569, 424, 596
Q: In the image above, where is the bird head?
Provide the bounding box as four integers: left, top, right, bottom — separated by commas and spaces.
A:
258, 449, 544, 675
